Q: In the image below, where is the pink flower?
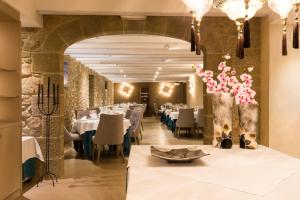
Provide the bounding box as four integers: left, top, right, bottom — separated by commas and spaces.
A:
218, 62, 226, 71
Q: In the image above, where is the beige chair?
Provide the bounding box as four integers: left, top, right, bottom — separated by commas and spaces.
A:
129, 108, 143, 144
64, 127, 83, 153
88, 107, 100, 114
175, 108, 195, 138
92, 114, 125, 162
75, 110, 90, 120
195, 109, 204, 138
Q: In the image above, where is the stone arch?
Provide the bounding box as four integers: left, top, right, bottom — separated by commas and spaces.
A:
22, 15, 261, 176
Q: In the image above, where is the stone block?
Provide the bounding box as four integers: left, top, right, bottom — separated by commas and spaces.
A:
123, 19, 145, 34
22, 76, 40, 95
57, 20, 84, 46
101, 16, 123, 34
145, 16, 168, 34
32, 53, 63, 73
41, 115, 63, 138
43, 31, 67, 53
21, 63, 32, 77
80, 16, 102, 38
165, 16, 190, 40
26, 116, 41, 130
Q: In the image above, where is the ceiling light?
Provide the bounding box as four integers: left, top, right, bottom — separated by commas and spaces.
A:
158, 67, 162, 71
220, 0, 264, 59
156, 71, 160, 75
120, 69, 123, 73
123, 74, 127, 78
268, 0, 294, 55
154, 75, 158, 78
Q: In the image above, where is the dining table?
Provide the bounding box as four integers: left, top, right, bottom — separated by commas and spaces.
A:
71, 117, 131, 158
126, 145, 300, 200
22, 136, 44, 181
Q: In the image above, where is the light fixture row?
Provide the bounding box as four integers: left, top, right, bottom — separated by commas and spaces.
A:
183, 0, 300, 58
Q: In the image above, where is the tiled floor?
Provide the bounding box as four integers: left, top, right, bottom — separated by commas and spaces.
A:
21, 117, 203, 200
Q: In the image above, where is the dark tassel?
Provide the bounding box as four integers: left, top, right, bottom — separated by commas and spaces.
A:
293, 18, 299, 49
236, 35, 244, 59
196, 32, 201, 55
282, 31, 288, 56
243, 19, 250, 48
191, 22, 196, 52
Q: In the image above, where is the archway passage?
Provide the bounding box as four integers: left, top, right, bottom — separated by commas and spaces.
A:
21, 15, 261, 177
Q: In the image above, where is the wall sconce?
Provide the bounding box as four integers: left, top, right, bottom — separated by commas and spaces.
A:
159, 82, 174, 97
119, 82, 134, 98
188, 76, 195, 94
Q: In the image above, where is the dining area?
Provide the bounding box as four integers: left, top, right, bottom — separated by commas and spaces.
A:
64, 104, 147, 162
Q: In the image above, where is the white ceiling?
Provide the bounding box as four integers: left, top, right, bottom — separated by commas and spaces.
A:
65, 34, 202, 83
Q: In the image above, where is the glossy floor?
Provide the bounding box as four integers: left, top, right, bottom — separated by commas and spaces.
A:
21, 117, 203, 200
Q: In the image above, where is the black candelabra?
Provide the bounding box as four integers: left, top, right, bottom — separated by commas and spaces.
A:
37, 77, 59, 187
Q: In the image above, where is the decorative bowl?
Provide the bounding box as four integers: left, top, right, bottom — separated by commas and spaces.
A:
150, 146, 209, 163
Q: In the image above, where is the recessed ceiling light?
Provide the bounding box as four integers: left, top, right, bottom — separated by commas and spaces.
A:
154, 75, 157, 78
120, 69, 123, 73
156, 71, 159, 75
123, 74, 127, 78
158, 67, 162, 70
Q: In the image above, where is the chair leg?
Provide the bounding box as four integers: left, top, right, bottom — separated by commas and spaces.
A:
177, 128, 181, 138
136, 137, 140, 145
97, 145, 101, 163
141, 121, 144, 131
139, 130, 143, 140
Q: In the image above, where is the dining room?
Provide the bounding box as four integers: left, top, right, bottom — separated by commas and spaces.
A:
1, 0, 300, 200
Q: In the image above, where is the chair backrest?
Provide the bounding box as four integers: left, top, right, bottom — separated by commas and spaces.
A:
129, 108, 143, 137
64, 127, 73, 143
176, 108, 195, 128
88, 107, 100, 114
125, 109, 133, 120
196, 108, 204, 127
75, 110, 90, 120
93, 113, 124, 145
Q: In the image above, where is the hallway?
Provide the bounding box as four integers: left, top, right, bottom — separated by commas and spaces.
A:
22, 117, 202, 200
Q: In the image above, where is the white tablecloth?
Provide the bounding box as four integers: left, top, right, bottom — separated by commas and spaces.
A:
127, 145, 300, 200
169, 111, 198, 120
164, 109, 172, 116
71, 118, 131, 135
22, 136, 44, 164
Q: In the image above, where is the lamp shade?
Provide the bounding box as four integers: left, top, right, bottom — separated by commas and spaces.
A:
221, 0, 264, 21
268, 0, 293, 19
183, 0, 213, 20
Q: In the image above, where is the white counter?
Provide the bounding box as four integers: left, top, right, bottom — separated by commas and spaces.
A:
127, 145, 300, 200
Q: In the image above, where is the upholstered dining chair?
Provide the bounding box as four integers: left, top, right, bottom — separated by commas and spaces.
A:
64, 127, 83, 153
195, 108, 204, 139
129, 108, 143, 144
92, 113, 125, 163
125, 109, 133, 120
175, 108, 195, 138
88, 107, 100, 114
75, 110, 90, 120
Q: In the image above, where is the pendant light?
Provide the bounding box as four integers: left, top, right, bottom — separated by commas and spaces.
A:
220, 0, 264, 59
183, 0, 213, 55
293, 1, 300, 49
268, 0, 293, 55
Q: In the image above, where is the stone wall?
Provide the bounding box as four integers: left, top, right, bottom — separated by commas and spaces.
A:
64, 55, 112, 130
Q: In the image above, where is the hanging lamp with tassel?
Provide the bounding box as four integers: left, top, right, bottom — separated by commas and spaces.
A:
243, 0, 251, 48
293, 2, 300, 49
191, 12, 196, 52
195, 20, 201, 55
236, 21, 245, 59
282, 18, 288, 56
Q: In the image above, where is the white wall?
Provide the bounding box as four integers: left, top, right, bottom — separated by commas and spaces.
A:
268, 23, 300, 158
